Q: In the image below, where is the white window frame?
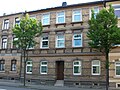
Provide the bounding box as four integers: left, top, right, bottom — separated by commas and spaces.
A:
26, 61, 32, 74
3, 19, 9, 30
0, 60, 5, 72
2, 38, 7, 49
42, 13, 50, 25
89, 6, 99, 19
41, 36, 49, 48
56, 34, 65, 48
40, 61, 48, 74
56, 11, 65, 24
73, 61, 81, 75
112, 4, 120, 19
73, 33, 82, 47
11, 60, 17, 71
15, 17, 20, 25
72, 9, 82, 22
92, 60, 100, 75
115, 62, 120, 76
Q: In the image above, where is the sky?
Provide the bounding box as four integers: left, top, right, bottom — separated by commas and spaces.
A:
0, 0, 100, 16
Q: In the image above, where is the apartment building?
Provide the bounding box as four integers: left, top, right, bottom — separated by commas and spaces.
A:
106, 0, 120, 89
0, 0, 119, 88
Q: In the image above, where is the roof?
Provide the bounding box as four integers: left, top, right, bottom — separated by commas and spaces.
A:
0, 0, 118, 18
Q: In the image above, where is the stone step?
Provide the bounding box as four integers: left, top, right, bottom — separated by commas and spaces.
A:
54, 80, 64, 86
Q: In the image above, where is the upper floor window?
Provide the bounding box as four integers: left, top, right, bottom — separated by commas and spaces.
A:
56, 11, 65, 24
72, 9, 82, 22
73, 61, 81, 75
113, 5, 120, 18
0, 59, 5, 71
3, 19, 9, 30
42, 13, 50, 25
90, 7, 99, 19
40, 61, 48, 74
12, 37, 18, 49
15, 17, 20, 25
73, 33, 82, 47
115, 62, 120, 76
11, 60, 17, 71
26, 60, 32, 74
41, 35, 49, 48
56, 34, 65, 48
92, 60, 100, 75
2, 38, 7, 49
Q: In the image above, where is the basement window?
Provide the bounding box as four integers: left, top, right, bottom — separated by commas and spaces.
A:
116, 83, 120, 88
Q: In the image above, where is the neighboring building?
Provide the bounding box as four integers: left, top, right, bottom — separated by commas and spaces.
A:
0, 0, 119, 88
106, 0, 120, 89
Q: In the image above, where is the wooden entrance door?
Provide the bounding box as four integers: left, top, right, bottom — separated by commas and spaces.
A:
56, 61, 64, 80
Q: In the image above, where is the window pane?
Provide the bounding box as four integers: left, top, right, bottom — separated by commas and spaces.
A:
74, 15, 81, 21
74, 61, 80, 65
41, 66, 47, 73
74, 66, 80, 73
58, 17, 64, 23
93, 66, 99, 74
41, 61, 47, 65
58, 40, 64, 47
116, 66, 120, 75
74, 39, 81, 46
27, 66, 32, 72
115, 10, 120, 18
42, 41, 48, 47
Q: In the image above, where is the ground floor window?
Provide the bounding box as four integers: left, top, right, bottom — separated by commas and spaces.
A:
92, 60, 100, 75
11, 60, 17, 71
0, 59, 5, 71
26, 60, 32, 74
40, 61, 48, 74
73, 61, 81, 75
115, 62, 120, 76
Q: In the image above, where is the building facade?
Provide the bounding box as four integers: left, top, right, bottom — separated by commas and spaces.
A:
0, 0, 119, 88
106, 0, 120, 89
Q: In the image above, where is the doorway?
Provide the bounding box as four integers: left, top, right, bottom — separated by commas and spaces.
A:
56, 61, 64, 80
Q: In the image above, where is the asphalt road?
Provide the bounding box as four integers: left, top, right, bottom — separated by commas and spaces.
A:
0, 86, 34, 90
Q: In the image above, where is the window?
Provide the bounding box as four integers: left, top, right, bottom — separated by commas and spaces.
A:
0, 60, 5, 71
72, 9, 82, 22
11, 60, 17, 71
113, 5, 120, 18
42, 13, 50, 25
3, 19, 9, 30
92, 60, 100, 75
73, 33, 82, 47
12, 37, 18, 49
73, 61, 81, 75
56, 11, 65, 23
40, 61, 48, 74
2, 38, 7, 49
90, 7, 99, 19
26, 61, 32, 74
56, 34, 65, 48
15, 17, 20, 25
41, 36, 49, 48
115, 62, 120, 76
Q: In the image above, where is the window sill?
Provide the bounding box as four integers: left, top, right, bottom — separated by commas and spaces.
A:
42, 24, 50, 27
0, 71, 5, 73
55, 23, 66, 27
71, 21, 83, 26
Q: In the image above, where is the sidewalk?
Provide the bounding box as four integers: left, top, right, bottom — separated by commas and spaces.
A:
0, 80, 116, 90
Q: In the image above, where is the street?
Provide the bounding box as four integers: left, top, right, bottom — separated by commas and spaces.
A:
0, 85, 106, 90
0, 86, 34, 90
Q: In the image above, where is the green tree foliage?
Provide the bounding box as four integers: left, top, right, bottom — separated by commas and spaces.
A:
12, 13, 43, 50
87, 5, 120, 89
88, 5, 120, 54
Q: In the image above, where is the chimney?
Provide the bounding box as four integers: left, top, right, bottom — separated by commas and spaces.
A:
62, 2, 67, 7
